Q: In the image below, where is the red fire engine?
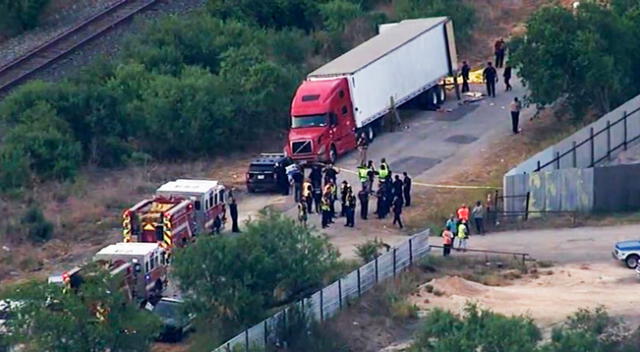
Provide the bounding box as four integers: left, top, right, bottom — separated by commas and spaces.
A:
122, 179, 226, 249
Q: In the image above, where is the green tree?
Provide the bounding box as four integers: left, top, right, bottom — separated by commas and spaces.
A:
172, 210, 338, 336
510, 3, 640, 116
3, 274, 161, 352
319, 0, 363, 32
0, 0, 50, 34
20, 206, 54, 243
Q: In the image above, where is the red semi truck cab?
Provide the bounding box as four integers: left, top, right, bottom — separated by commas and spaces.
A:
286, 78, 357, 163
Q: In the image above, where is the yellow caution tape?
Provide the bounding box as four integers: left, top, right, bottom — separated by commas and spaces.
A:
338, 167, 500, 190
445, 67, 486, 86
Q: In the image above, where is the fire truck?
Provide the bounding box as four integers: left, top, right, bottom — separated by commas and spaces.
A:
122, 179, 226, 250
55, 243, 168, 304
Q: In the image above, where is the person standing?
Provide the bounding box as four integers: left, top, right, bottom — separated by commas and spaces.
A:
402, 172, 412, 207
441, 228, 453, 256
212, 215, 221, 235
297, 200, 307, 227
321, 195, 331, 229
323, 163, 339, 185
229, 195, 240, 233
503, 65, 512, 91
392, 196, 404, 229
380, 158, 391, 181
510, 97, 522, 134
357, 163, 369, 192
340, 181, 349, 217
274, 162, 289, 195
376, 185, 386, 219
356, 133, 369, 167
483, 62, 498, 98
313, 186, 322, 214
358, 188, 369, 220
494, 38, 506, 68
392, 175, 403, 203
345, 188, 356, 228
291, 166, 304, 202
304, 183, 314, 213
309, 164, 323, 189
461, 60, 471, 93
457, 220, 468, 251
367, 160, 376, 194
472, 201, 485, 235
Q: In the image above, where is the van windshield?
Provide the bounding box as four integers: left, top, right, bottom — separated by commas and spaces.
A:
292, 114, 328, 128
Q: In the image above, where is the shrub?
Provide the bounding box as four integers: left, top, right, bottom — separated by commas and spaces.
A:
355, 238, 385, 263
0, 0, 50, 35
393, 0, 476, 43
319, 0, 363, 32
20, 206, 54, 243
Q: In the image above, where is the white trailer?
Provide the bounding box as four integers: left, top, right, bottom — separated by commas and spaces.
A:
307, 17, 457, 128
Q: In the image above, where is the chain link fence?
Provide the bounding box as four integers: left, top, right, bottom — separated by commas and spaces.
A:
212, 230, 431, 352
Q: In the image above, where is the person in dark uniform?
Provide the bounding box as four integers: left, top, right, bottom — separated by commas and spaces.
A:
340, 180, 349, 217
504, 65, 512, 91
212, 215, 221, 234
376, 186, 385, 219
309, 164, 322, 189
494, 38, 506, 68
229, 195, 240, 233
345, 188, 356, 227
483, 62, 498, 98
403, 172, 412, 207
461, 61, 471, 93
358, 188, 369, 220
313, 187, 322, 214
274, 162, 289, 195
392, 196, 404, 229
323, 163, 339, 185
305, 184, 314, 213
291, 166, 304, 202
392, 175, 403, 202
367, 160, 376, 194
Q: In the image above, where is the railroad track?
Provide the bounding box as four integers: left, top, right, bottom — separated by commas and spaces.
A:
0, 0, 157, 94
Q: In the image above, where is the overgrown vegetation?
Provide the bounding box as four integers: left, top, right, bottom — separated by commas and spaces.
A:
411, 304, 640, 352
0, 0, 50, 35
20, 205, 54, 243
0, 0, 476, 191
1, 273, 161, 351
172, 210, 339, 344
510, 0, 640, 116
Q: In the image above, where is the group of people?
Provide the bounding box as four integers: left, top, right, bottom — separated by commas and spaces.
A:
460, 38, 523, 135
294, 158, 412, 230
440, 201, 487, 256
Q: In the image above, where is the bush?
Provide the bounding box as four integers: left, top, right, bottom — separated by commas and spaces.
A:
393, 0, 476, 43
0, 0, 50, 35
20, 206, 54, 243
354, 238, 385, 263
319, 0, 363, 32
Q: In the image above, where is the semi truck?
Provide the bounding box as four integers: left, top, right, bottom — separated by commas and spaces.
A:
285, 17, 458, 163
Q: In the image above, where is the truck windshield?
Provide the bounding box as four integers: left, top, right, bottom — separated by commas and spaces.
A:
291, 114, 328, 128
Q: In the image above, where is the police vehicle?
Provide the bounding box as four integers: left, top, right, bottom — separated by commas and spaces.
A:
612, 240, 640, 268
245, 153, 293, 193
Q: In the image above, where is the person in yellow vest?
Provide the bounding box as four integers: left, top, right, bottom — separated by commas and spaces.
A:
357, 163, 369, 192
377, 163, 389, 189
457, 220, 468, 252
442, 228, 453, 256
321, 195, 331, 229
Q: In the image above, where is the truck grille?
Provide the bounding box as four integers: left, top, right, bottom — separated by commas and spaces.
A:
292, 140, 312, 155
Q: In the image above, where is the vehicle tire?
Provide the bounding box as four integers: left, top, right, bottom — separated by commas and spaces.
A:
625, 254, 639, 268
438, 84, 447, 104
329, 145, 337, 164
366, 125, 375, 142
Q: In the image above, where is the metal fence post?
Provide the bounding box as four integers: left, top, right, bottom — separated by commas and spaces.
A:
409, 237, 413, 265
226, 342, 231, 352
374, 256, 379, 283
393, 248, 397, 277
536, 160, 541, 172
357, 268, 361, 297
555, 152, 560, 169
338, 279, 342, 310
572, 141, 577, 168
606, 120, 611, 160
245, 329, 249, 352
524, 192, 531, 221
264, 320, 268, 348
319, 288, 324, 322
623, 111, 628, 150
590, 127, 595, 167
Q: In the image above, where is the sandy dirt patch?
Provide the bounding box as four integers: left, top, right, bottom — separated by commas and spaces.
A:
411, 262, 640, 328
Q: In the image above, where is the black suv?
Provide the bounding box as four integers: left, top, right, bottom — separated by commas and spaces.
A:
246, 153, 293, 193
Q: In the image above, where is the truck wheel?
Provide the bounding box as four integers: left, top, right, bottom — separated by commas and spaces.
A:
329, 145, 337, 164
154, 279, 164, 293
438, 84, 447, 104
366, 125, 375, 142
431, 89, 439, 108
625, 255, 639, 268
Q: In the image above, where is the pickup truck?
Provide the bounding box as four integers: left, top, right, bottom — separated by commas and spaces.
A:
612, 240, 640, 268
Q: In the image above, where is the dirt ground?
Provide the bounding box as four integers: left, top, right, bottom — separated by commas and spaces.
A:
413, 261, 640, 330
